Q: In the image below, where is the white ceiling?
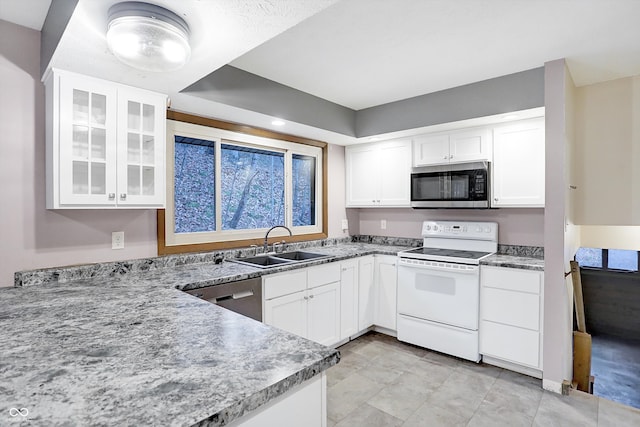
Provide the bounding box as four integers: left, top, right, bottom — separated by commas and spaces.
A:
1, 0, 640, 139
231, 0, 640, 110
0, 0, 51, 31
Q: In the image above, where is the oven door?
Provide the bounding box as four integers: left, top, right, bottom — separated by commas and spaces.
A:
397, 258, 480, 330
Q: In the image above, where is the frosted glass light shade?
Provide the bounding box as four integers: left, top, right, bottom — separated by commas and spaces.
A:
107, 2, 190, 72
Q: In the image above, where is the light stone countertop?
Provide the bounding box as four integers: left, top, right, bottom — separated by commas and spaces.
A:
1, 242, 411, 426
481, 253, 545, 271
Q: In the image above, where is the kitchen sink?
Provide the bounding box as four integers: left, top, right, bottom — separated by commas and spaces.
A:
231, 255, 293, 268
273, 251, 328, 261
230, 251, 329, 268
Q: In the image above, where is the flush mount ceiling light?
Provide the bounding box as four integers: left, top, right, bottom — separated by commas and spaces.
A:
106, 2, 191, 72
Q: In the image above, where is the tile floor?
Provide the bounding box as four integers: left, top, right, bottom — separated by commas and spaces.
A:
326, 332, 640, 426
591, 334, 640, 409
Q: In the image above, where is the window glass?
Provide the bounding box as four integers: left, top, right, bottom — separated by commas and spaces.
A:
221, 144, 284, 230
608, 249, 638, 271
174, 136, 215, 233
575, 247, 602, 268
292, 154, 316, 226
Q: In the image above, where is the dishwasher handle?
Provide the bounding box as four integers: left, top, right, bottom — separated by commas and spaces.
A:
214, 290, 254, 303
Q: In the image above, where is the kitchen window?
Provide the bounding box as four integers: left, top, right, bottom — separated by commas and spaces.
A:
159, 112, 326, 254
575, 247, 639, 272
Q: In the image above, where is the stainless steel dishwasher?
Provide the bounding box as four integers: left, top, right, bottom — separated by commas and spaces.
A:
184, 277, 262, 321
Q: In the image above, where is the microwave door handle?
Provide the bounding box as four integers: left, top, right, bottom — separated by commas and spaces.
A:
443, 174, 451, 199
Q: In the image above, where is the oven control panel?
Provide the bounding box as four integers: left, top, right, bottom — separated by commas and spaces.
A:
421, 221, 498, 240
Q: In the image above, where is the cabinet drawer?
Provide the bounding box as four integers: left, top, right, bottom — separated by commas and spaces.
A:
480, 320, 540, 368
263, 271, 307, 300
307, 263, 341, 289
481, 266, 541, 294
481, 287, 540, 330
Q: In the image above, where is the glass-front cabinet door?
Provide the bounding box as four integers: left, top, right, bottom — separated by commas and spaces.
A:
58, 75, 117, 206
47, 69, 166, 209
116, 88, 166, 207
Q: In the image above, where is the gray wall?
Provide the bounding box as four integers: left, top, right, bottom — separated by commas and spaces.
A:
40, 0, 78, 76
184, 66, 544, 138
183, 65, 357, 136
355, 67, 545, 137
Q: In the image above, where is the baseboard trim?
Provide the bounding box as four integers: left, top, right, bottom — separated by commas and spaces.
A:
542, 378, 565, 394
482, 355, 542, 379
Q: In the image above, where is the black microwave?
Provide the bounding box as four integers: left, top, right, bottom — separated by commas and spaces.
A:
410, 161, 490, 208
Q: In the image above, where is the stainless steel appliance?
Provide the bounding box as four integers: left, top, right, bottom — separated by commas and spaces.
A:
184, 277, 262, 321
410, 161, 490, 208
397, 220, 498, 362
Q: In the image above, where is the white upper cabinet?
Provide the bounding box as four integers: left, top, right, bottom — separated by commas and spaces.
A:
413, 127, 492, 167
492, 118, 545, 208
345, 139, 411, 207
45, 69, 166, 209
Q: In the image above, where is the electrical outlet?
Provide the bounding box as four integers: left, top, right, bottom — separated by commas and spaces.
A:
341, 219, 349, 231
112, 231, 124, 249
381, 219, 387, 230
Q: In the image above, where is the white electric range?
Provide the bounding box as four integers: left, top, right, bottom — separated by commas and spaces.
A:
397, 220, 498, 362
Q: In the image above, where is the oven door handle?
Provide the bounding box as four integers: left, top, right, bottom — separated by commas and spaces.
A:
398, 259, 478, 274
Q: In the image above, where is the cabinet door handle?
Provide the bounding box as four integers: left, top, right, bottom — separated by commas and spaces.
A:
443, 155, 448, 159
309, 294, 314, 299
304, 296, 309, 300
494, 198, 499, 202
120, 193, 127, 200
449, 155, 454, 159
108, 193, 116, 200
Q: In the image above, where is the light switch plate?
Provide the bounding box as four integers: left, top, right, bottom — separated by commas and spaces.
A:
112, 231, 124, 249
381, 219, 387, 230
341, 219, 349, 231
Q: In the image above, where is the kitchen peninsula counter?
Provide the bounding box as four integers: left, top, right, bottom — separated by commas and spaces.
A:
2, 240, 414, 426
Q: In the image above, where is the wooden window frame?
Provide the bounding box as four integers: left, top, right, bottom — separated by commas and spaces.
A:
157, 110, 328, 255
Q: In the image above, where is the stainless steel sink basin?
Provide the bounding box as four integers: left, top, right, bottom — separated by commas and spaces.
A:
274, 251, 328, 261
230, 250, 328, 268
231, 255, 293, 268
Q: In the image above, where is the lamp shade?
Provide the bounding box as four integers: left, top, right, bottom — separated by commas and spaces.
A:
107, 2, 191, 72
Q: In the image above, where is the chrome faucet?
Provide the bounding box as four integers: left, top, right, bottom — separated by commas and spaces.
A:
264, 225, 292, 253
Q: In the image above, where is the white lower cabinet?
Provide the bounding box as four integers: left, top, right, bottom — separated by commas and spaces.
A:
263, 264, 341, 347
229, 373, 326, 427
307, 282, 340, 346
339, 259, 359, 341
264, 290, 307, 338
480, 265, 544, 377
357, 256, 375, 331
374, 255, 398, 332
263, 255, 399, 346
